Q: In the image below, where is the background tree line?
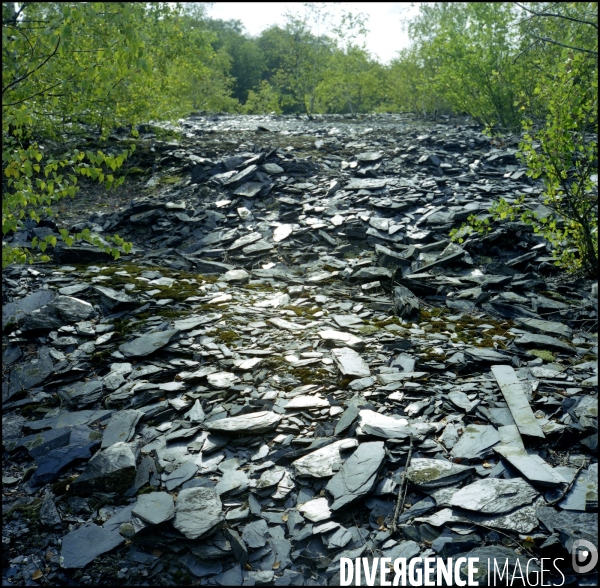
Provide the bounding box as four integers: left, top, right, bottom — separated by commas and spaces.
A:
3, 2, 597, 273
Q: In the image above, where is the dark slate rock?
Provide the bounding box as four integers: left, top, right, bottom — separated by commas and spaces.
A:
60, 523, 125, 568
132, 492, 174, 525
71, 442, 137, 494
30, 442, 97, 487
224, 528, 248, 567
174, 487, 223, 539
2, 289, 55, 327
5, 427, 71, 457
451, 424, 500, 460
39, 493, 62, 528
325, 441, 385, 510
165, 461, 198, 491
101, 409, 143, 448
397, 496, 436, 524
57, 378, 104, 409
5, 347, 54, 402
93, 285, 138, 311
433, 533, 481, 558
119, 329, 179, 357
393, 285, 419, 318
536, 507, 598, 551
242, 519, 269, 549
407, 458, 475, 489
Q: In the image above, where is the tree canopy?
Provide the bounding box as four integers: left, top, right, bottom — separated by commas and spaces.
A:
2, 1, 598, 274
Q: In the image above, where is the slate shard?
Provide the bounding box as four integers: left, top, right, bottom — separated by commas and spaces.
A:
174, 487, 223, 539
325, 441, 385, 510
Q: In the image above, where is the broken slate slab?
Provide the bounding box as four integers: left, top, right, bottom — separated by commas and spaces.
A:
61, 523, 125, 568
331, 347, 371, 378
119, 329, 180, 358
204, 411, 281, 434
494, 445, 568, 486
132, 492, 175, 525
451, 424, 500, 460
514, 333, 575, 354
356, 409, 435, 439
298, 497, 332, 523
173, 487, 223, 540
407, 458, 475, 489
449, 478, 538, 514
491, 365, 545, 438
292, 439, 358, 478
93, 285, 138, 311
101, 409, 143, 448
325, 441, 385, 510
71, 442, 137, 494
318, 329, 365, 350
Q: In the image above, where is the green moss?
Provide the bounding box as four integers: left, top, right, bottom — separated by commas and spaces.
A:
242, 282, 275, 291
417, 307, 514, 349
358, 325, 380, 335
158, 174, 184, 185
529, 349, 556, 362
216, 330, 240, 345
292, 367, 334, 386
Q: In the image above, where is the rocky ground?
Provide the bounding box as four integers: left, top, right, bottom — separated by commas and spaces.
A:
2, 113, 598, 586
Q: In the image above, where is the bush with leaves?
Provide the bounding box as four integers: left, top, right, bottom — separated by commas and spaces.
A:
2, 2, 223, 267
452, 45, 597, 277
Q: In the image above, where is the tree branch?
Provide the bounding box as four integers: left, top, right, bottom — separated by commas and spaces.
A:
2, 36, 61, 96
514, 3, 598, 31
528, 34, 598, 56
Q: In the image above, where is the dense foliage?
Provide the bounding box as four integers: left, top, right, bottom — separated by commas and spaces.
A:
2, 2, 597, 274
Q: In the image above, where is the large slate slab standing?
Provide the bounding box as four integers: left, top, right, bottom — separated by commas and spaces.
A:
325, 441, 385, 510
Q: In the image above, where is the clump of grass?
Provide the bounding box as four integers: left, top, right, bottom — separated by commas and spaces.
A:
529, 349, 555, 362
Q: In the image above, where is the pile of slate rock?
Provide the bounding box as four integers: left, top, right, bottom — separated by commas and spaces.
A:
2, 113, 597, 586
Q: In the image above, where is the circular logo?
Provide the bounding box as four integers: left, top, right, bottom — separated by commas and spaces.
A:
572, 539, 598, 574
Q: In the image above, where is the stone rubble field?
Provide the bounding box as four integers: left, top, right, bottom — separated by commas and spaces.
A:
2, 113, 598, 586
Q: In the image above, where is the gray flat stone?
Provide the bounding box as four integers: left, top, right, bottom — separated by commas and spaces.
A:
451, 424, 500, 460
293, 439, 358, 478
242, 519, 268, 548
206, 371, 239, 389
273, 224, 293, 242
449, 478, 538, 514
356, 409, 435, 439
325, 441, 385, 510
132, 492, 174, 525
93, 285, 138, 310
58, 379, 104, 409
165, 461, 198, 491
345, 178, 388, 190
119, 329, 179, 357
407, 458, 475, 489
491, 365, 545, 438
205, 411, 281, 434
72, 442, 136, 493
331, 347, 371, 378
514, 333, 575, 353
515, 318, 573, 339
298, 497, 331, 522
60, 523, 124, 568
101, 410, 143, 448
318, 329, 365, 350
494, 445, 568, 486
174, 487, 223, 539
